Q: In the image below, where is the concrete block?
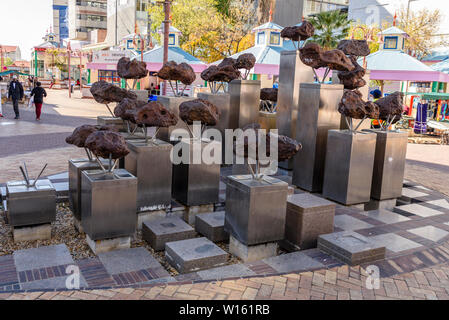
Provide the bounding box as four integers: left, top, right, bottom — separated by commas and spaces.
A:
229, 235, 278, 263
165, 237, 227, 273
183, 204, 214, 225
364, 198, 397, 211
318, 231, 385, 266
284, 193, 336, 250
74, 217, 84, 233
86, 234, 131, 254
137, 210, 167, 230
195, 211, 229, 242
13, 224, 51, 242
142, 217, 195, 251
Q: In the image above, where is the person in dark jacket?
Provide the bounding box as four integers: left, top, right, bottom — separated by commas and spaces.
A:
30, 82, 47, 121
8, 75, 24, 119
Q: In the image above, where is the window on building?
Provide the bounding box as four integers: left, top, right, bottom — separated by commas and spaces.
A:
257, 32, 265, 45
99, 70, 120, 85
270, 32, 280, 45
168, 34, 176, 46
384, 36, 398, 49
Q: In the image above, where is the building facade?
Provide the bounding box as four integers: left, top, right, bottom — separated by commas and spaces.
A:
53, 0, 69, 46
68, 0, 108, 41
105, 0, 149, 46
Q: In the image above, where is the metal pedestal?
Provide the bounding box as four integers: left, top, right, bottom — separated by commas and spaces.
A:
322, 130, 376, 205
125, 139, 173, 211
130, 89, 148, 102
69, 158, 108, 220
156, 96, 195, 142
276, 51, 314, 140
81, 169, 137, 241
6, 179, 56, 227
292, 83, 343, 192
229, 80, 261, 128
363, 129, 408, 200
224, 175, 288, 246
97, 116, 126, 132
172, 139, 221, 206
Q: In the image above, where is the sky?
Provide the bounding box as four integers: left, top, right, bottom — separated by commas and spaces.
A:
0, 0, 53, 59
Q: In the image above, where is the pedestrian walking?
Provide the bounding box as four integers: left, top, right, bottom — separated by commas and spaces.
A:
8, 75, 24, 119
30, 81, 47, 121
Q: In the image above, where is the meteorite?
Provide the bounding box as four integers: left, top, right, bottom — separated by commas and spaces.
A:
157, 61, 196, 85
66, 125, 117, 148
374, 91, 404, 120
321, 49, 355, 72
299, 42, 326, 69
133, 101, 178, 127
117, 57, 148, 79
179, 99, 219, 126
337, 56, 366, 90
260, 88, 278, 102
90, 81, 137, 104
281, 21, 315, 42
114, 98, 147, 121
85, 131, 130, 159
338, 90, 380, 119
201, 65, 241, 83
337, 39, 370, 57
235, 53, 256, 70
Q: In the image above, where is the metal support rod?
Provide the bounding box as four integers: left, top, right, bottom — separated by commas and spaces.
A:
32, 164, 48, 187
132, 79, 137, 90
168, 80, 176, 96
144, 125, 148, 144
84, 148, 93, 161
105, 104, 114, 117
23, 162, 30, 184
152, 127, 160, 141
247, 163, 256, 179
312, 68, 319, 83
95, 157, 106, 172
180, 84, 187, 96
354, 116, 368, 132
20, 166, 30, 186
108, 153, 112, 172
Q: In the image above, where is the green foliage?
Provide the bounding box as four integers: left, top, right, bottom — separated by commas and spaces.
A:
310, 11, 351, 50
213, 0, 232, 17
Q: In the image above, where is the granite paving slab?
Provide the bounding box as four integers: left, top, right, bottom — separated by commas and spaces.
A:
262, 251, 325, 273
13, 244, 74, 272
394, 203, 445, 218
369, 233, 422, 253
408, 226, 449, 242
334, 214, 373, 231
98, 247, 163, 275
197, 264, 256, 280
426, 199, 449, 210
20, 274, 88, 291
359, 209, 410, 224
402, 188, 428, 199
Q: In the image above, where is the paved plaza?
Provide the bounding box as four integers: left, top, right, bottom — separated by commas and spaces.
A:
1, 90, 449, 300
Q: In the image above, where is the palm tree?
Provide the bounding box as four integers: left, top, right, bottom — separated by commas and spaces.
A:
309, 10, 351, 50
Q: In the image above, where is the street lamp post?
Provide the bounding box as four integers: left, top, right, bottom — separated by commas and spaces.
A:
67, 42, 72, 98
157, 0, 172, 96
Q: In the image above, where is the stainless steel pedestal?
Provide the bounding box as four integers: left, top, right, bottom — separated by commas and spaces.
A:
156, 96, 195, 142
363, 129, 408, 200
172, 139, 221, 206
292, 83, 343, 192
229, 80, 261, 128
322, 130, 376, 205
69, 158, 108, 220
97, 116, 126, 132
81, 169, 137, 240
224, 175, 288, 246
276, 51, 315, 140
6, 179, 56, 227
125, 139, 173, 211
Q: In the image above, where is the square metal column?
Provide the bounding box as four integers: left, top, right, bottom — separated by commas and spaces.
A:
229, 80, 261, 128
363, 129, 408, 200
97, 116, 126, 132
224, 175, 288, 246
81, 169, 137, 240
292, 83, 343, 192
322, 130, 377, 205
125, 139, 173, 211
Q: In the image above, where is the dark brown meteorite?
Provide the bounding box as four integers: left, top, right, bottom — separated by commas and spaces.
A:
337, 56, 366, 90
66, 125, 117, 148
90, 80, 137, 104
374, 91, 404, 120
235, 53, 256, 70
85, 131, 130, 159
260, 88, 278, 102
157, 61, 196, 85
134, 101, 178, 127
337, 39, 370, 57
321, 49, 355, 72
179, 99, 219, 126
117, 57, 148, 79
299, 42, 326, 69
201, 65, 241, 83
281, 21, 314, 41
338, 90, 380, 119
218, 57, 237, 69
270, 133, 302, 162
114, 98, 147, 121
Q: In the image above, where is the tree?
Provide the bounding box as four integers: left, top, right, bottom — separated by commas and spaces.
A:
348, 23, 384, 54
309, 10, 351, 50
397, 6, 448, 58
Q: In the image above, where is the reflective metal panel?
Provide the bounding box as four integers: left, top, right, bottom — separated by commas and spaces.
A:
292, 83, 343, 192
363, 129, 408, 200
229, 80, 261, 128
172, 139, 221, 206
125, 139, 173, 211
276, 51, 314, 139
322, 130, 376, 205
224, 175, 288, 246
156, 96, 195, 142
81, 169, 137, 240
6, 179, 56, 227
97, 116, 126, 132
